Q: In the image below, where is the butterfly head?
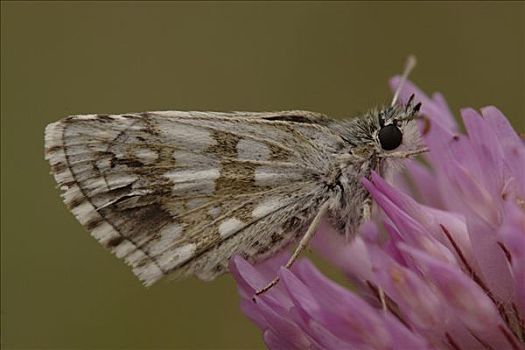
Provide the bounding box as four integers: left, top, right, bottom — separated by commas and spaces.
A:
373, 94, 423, 156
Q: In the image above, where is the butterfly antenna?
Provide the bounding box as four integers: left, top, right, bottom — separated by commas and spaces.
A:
391, 55, 417, 107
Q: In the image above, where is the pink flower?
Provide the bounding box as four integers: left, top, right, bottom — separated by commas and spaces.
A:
230, 80, 525, 349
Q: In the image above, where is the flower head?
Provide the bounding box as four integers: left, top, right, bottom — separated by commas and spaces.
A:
230, 80, 525, 350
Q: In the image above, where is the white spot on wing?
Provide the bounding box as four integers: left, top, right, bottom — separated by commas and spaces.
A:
126, 249, 163, 286
75, 114, 98, 120
164, 169, 220, 195
164, 169, 220, 183
254, 167, 303, 186
158, 243, 196, 270
114, 240, 135, 258
148, 223, 183, 256
134, 148, 158, 164
219, 218, 244, 238
252, 198, 283, 218
159, 124, 216, 151
91, 221, 115, 244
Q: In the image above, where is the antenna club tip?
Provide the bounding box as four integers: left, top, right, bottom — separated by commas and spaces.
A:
406, 55, 417, 69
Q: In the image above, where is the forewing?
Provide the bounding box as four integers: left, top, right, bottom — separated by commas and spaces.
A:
45, 111, 340, 285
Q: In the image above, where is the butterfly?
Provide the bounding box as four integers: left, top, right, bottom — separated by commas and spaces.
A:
45, 57, 425, 295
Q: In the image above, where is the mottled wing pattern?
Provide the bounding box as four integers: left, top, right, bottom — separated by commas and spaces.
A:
45, 111, 342, 285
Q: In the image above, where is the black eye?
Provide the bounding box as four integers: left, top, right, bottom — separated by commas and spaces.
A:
378, 124, 403, 150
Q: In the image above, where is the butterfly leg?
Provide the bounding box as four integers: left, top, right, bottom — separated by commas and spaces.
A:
362, 197, 372, 221
253, 200, 331, 299
378, 287, 388, 312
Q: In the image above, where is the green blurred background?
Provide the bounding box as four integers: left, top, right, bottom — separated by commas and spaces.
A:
2, 1, 524, 349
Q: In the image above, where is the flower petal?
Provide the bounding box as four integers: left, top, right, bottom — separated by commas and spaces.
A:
466, 212, 515, 303
363, 173, 458, 264
291, 260, 393, 348
404, 159, 444, 208
499, 200, 525, 315
311, 220, 374, 282
229, 254, 291, 306
482, 106, 525, 199
461, 108, 505, 199
401, 246, 502, 331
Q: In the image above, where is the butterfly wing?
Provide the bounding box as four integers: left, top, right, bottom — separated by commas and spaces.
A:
45, 111, 342, 285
